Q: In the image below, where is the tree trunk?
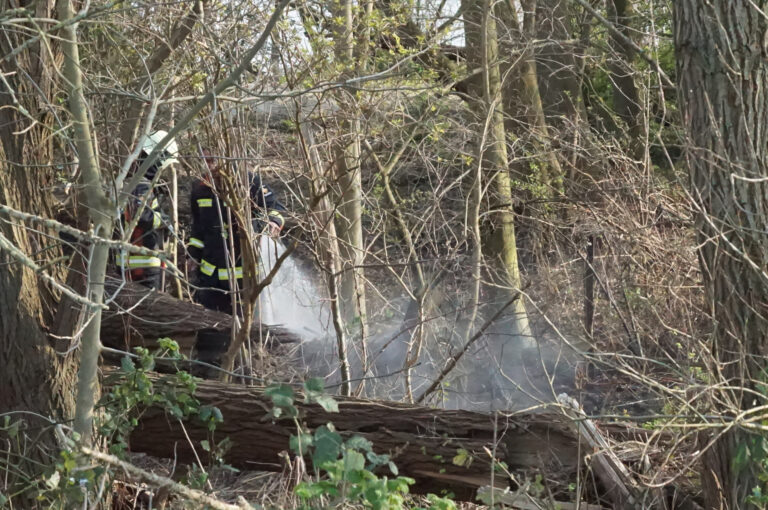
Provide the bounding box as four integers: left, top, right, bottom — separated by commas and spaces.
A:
498, 0, 564, 195
125, 374, 581, 500
534, 0, 593, 193
0, 0, 79, 469
462, 0, 532, 340
299, 123, 352, 395
332, 0, 368, 367
674, 2, 768, 508
606, 0, 646, 161
535, 0, 586, 130
58, 0, 114, 445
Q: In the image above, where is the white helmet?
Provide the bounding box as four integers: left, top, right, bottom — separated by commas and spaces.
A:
140, 130, 179, 170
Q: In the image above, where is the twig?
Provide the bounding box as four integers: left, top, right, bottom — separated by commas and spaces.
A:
571, 0, 674, 88
79, 446, 248, 510
120, 0, 293, 205
0, 203, 181, 275
177, 418, 214, 492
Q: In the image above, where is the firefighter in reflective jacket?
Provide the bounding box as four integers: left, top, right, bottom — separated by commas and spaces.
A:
117, 131, 178, 289
187, 150, 286, 312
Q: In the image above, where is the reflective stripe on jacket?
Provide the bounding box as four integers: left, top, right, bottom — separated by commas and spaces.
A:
187, 174, 286, 283
116, 253, 162, 268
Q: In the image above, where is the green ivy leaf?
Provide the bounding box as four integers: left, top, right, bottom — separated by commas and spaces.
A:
314, 395, 339, 413
295, 480, 339, 499
366, 450, 390, 468
312, 425, 342, 467
452, 448, 472, 468
304, 377, 325, 394
63, 458, 76, 472
346, 435, 372, 453
168, 404, 183, 419
157, 337, 181, 357
290, 431, 314, 455
265, 384, 294, 409
343, 449, 366, 474
120, 356, 135, 373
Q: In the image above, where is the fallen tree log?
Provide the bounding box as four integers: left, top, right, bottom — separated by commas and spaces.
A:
123, 374, 582, 499
101, 279, 299, 362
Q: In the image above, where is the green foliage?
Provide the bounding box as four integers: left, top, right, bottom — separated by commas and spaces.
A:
260, 378, 457, 509
34, 449, 108, 508
266, 382, 299, 419
33, 339, 230, 508
100, 340, 204, 456
277, 118, 298, 133
736, 433, 768, 507
293, 426, 418, 510
183, 463, 210, 491
451, 448, 472, 468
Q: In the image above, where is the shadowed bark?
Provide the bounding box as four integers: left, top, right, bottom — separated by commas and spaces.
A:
0, 0, 79, 471
606, 0, 645, 160
675, 1, 768, 508
124, 374, 582, 500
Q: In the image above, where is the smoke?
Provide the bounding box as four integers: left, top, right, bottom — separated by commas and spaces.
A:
256, 236, 330, 338
257, 237, 582, 411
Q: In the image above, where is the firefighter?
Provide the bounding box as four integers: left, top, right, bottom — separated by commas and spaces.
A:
186, 149, 286, 313
117, 131, 178, 289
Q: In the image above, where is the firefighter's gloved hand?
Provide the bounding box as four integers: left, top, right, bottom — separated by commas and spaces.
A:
266, 210, 284, 238
267, 220, 282, 238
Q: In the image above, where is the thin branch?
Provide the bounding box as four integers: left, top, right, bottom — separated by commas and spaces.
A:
0, 231, 104, 309
120, 0, 292, 206
571, 0, 674, 88
79, 446, 248, 510
0, 203, 183, 278
1, 1, 120, 64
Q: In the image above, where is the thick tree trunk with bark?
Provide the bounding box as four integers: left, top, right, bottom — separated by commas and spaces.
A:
675, 2, 768, 508
0, 0, 79, 461
126, 375, 581, 499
